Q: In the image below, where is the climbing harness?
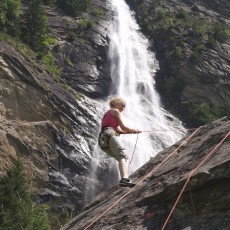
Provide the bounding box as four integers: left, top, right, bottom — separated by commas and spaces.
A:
98, 127, 117, 149
100, 128, 188, 164
84, 127, 201, 229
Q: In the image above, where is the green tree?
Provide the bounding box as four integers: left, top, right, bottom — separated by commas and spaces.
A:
0, 0, 21, 36
56, 0, 91, 17
0, 160, 51, 230
22, 0, 49, 52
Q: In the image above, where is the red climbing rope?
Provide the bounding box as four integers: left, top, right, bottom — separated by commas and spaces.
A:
161, 131, 230, 230
83, 127, 202, 229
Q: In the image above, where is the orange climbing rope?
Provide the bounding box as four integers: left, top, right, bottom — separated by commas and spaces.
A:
129, 133, 139, 165
83, 127, 202, 229
161, 131, 230, 230
129, 127, 192, 165
141, 128, 197, 132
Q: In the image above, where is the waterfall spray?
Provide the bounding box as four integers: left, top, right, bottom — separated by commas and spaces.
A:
84, 0, 186, 203
108, 0, 185, 173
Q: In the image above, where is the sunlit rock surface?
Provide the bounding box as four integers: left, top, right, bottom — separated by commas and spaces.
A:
0, 0, 111, 214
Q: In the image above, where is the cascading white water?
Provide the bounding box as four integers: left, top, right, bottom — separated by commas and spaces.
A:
108, 0, 186, 173
84, 0, 186, 203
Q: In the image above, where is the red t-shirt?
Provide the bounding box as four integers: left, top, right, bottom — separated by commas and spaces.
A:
101, 110, 119, 131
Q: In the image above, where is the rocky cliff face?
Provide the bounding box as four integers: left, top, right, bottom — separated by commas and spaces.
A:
0, 0, 230, 228
0, 0, 112, 223
0, 39, 100, 211
61, 117, 230, 230
126, 0, 230, 126
47, 2, 111, 98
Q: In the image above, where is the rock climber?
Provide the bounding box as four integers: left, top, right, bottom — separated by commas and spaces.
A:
98, 96, 141, 187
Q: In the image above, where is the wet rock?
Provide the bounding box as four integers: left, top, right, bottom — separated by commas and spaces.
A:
126, 0, 230, 126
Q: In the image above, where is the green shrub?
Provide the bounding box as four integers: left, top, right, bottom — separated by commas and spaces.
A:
22, 0, 49, 52
40, 51, 60, 76
212, 23, 230, 42
0, 0, 21, 36
191, 103, 230, 124
67, 31, 76, 42
0, 160, 51, 230
0, 32, 36, 59
176, 9, 186, 19
92, 7, 105, 17
166, 46, 184, 61
79, 18, 95, 29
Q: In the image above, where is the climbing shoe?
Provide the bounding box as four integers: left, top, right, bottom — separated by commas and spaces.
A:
119, 178, 136, 187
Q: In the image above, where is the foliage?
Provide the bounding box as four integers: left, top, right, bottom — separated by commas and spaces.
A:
166, 46, 184, 61
79, 18, 95, 29
56, 0, 91, 17
190, 103, 230, 124
0, 32, 37, 59
211, 23, 230, 42
0, 160, 51, 230
0, 32, 60, 76
0, 0, 21, 36
92, 7, 105, 17
22, 0, 49, 52
40, 51, 60, 76
66, 31, 77, 42
41, 34, 57, 48
132, 1, 230, 65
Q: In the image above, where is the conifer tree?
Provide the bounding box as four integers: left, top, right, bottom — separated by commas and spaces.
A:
0, 0, 21, 36
22, 0, 49, 52
0, 160, 51, 230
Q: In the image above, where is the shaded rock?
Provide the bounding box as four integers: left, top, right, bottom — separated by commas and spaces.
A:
61, 117, 230, 229
0, 0, 111, 218
47, 2, 112, 98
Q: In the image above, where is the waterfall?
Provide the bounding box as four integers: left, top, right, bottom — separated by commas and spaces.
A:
84, 0, 185, 203
108, 0, 185, 173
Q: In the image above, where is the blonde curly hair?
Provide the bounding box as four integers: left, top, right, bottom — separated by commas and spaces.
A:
109, 97, 126, 108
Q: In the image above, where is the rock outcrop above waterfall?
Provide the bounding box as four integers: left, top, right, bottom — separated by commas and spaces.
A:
126, 0, 230, 126
61, 117, 230, 230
